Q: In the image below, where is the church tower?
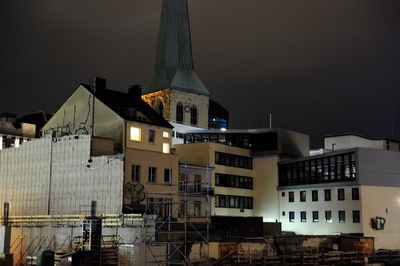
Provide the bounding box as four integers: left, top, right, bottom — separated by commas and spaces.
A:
142, 0, 210, 130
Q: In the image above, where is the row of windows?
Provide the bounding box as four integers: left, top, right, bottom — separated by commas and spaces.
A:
285, 210, 360, 223
215, 152, 253, 169
285, 188, 359, 202
279, 152, 356, 186
215, 173, 253, 189
215, 195, 253, 211
130, 127, 170, 153
176, 102, 198, 126
132, 165, 172, 183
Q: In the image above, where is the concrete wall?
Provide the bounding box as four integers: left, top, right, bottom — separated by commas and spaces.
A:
252, 154, 280, 222
325, 135, 399, 151
357, 148, 400, 187
279, 186, 363, 235
360, 185, 400, 249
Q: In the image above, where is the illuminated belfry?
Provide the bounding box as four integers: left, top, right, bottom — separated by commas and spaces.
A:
142, 0, 210, 130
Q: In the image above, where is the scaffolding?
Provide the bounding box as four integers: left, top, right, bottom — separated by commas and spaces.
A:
145, 163, 211, 265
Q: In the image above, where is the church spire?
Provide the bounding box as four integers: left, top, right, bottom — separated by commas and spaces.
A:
143, 0, 210, 96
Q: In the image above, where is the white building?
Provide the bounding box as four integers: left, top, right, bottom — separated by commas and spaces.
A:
278, 134, 400, 249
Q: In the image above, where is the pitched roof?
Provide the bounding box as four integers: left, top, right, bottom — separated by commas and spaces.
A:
82, 82, 173, 129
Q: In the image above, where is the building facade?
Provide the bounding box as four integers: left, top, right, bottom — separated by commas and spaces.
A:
278, 135, 400, 249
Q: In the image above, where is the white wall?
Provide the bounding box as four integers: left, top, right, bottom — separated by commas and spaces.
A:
279, 186, 362, 235
252, 155, 280, 222
360, 185, 400, 249
0, 135, 123, 216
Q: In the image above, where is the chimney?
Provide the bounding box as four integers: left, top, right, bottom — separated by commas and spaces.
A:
128, 85, 142, 100
90, 77, 106, 93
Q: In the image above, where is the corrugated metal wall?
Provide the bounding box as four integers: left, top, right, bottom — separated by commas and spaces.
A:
0, 135, 123, 216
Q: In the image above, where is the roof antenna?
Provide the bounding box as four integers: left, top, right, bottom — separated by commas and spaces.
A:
269, 114, 272, 129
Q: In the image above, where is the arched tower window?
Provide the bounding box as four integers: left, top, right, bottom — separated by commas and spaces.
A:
157, 101, 164, 116
190, 105, 197, 126
176, 102, 183, 123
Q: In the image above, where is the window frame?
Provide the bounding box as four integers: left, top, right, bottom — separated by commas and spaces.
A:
352, 210, 360, 223
312, 190, 318, 201
338, 210, 346, 223
325, 210, 332, 223
352, 187, 360, 200
289, 191, 294, 202
148, 167, 157, 183
312, 211, 319, 222
324, 189, 331, 201
338, 188, 345, 201
131, 165, 140, 182
300, 191, 306, 202
289, 211, 295, 222
301, 211, 307, 222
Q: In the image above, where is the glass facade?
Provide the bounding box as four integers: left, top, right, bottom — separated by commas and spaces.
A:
278, 152, 356, 186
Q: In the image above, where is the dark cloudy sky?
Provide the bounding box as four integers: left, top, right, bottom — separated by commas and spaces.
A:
1, 0, 400, 148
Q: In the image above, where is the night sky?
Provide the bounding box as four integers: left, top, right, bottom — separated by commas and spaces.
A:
1, 0, 400, 148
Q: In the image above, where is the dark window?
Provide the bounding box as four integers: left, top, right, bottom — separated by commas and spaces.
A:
325, 211, 332, 223
215, 152, 252, 169
215, 173, 253, 189
131, 165, 140, 182
312, 190, 318, 201
353, 210, 360, 223
158, 101, 163, 115
164, 168, 171, 182
352, 188, 360, 200
301, 211, 306, 222
190, 105, 197, 125
282, 192, 285, 197
324, 189, 331, 201
300, 191, 306, 202
338, 188, 345, 201
215, 195, 253, 209
339, 210, 346, 223
148, 167, 157, 183
176, 102, 183, 123
289, 192, 294, 202
312, 211, 319, 222
289, 211, 295, 222
149, 129, 155, 143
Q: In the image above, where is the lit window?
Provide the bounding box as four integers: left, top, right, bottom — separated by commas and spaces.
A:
130, 127, 141, 141
163, 142, 170, 153
163, 131, 169, 138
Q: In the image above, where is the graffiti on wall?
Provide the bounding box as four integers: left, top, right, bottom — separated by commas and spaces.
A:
369, 216, 386, 230
219, 243, 244, 257
123, 182, 146, 203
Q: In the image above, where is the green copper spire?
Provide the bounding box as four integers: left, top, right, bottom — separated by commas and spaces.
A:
143, 0, 210, 96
